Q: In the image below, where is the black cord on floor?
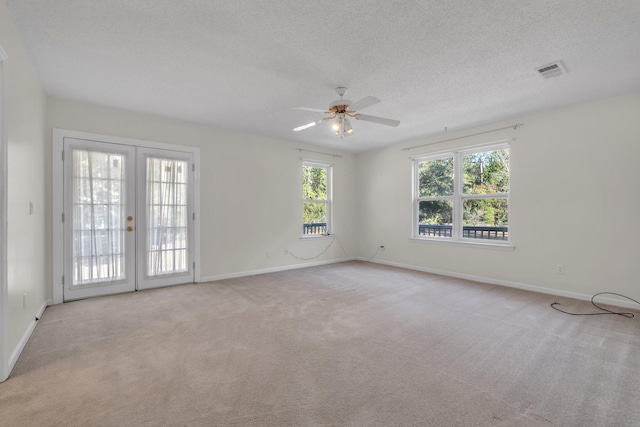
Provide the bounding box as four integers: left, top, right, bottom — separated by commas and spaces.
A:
550, 292, 640, 318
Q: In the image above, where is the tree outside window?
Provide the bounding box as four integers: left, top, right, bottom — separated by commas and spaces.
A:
302, 162, 332, 235
415, 144, 509, 242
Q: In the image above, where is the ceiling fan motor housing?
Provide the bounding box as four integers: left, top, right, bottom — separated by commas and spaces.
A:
329, 99, 352, 114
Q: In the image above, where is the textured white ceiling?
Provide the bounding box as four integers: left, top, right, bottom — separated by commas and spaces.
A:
6, 0, 640, 152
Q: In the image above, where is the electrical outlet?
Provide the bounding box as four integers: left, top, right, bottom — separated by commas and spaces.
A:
556, 264, 565, 275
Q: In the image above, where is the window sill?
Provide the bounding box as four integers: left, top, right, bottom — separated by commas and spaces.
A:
409, 237, 515, 251
300, 234, 334, 240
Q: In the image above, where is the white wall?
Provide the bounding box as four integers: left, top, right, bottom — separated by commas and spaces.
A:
46, 98, 358, 288
0, 1, 49, 368
355, 91, 640, 302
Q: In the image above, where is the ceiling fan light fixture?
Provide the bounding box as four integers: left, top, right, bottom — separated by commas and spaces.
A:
344, 118, 353, 134
333, 115, 345, 134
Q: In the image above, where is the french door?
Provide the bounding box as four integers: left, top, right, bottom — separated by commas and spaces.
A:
62, 138, 195, 301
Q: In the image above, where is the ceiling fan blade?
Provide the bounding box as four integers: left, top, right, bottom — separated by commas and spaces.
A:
350, 96, 380, 112
356, 114, 400, 127
293, 107, 328, 113
293, 120, 323, 132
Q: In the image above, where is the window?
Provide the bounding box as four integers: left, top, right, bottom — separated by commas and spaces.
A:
302, 161, 332, 236
414, 144, 509, 243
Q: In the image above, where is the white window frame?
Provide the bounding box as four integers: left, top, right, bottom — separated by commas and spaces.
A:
302, 160, 332, 238
412, 142, 511, 248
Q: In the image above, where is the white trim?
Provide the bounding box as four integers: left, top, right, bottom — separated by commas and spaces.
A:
8, 300, 50, 374
8, 300, 49, 368
192, 153, 201, 284
52, 129, 64, 304
411, 151, 453, 162
199, 257, 353, 282
458, 141, 511, 155
409, 237, 515, 250
53, 128, 199, 153
300, 158, 335, 168
408, 138, 514, 159
0, 44, 8, 382
52, 129, 201, 304
300, 234, 334, 240
361, 258, 640, 311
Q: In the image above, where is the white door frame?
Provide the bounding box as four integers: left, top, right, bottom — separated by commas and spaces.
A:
52, 129, 201, 304
0, 45, 9, 382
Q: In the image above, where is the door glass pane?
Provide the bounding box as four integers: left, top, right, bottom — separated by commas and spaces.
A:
72, 150, 126, 285
146, 157, 189, 277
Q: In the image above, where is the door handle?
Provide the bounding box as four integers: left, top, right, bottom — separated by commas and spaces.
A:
127, 216, 134, 221
127, 226, 134, 232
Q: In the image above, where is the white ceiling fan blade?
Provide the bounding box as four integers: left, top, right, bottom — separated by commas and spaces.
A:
293, 120, 323, 132
350, 96, 380, 112
293, 107, 328, 113
356, 114, 400, 127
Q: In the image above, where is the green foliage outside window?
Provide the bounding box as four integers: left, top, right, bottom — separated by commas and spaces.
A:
303, 165, 327, 224
419, 149, 509, 227
463, 150, 509, 194
462, 150, 509, 226
419, 157, 453, 225
419, 157, 453, 197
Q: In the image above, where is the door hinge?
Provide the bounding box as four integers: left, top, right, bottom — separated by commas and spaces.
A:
192, 163, 195, 172
62, 151, 65, 161
62, 275, 64, 285
62, 213, 65, 222
193, 261, 196, 270
192, 212, 195, 221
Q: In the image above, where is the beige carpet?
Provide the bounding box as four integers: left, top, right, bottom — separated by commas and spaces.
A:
1, 261, 639, 426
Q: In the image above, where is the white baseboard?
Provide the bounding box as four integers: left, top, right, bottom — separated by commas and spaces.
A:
360, 258, 640, 310
200, 257, 354, 282
8, 299, 51, 373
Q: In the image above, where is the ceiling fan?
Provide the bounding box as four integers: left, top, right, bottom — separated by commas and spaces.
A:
292, 87, 400, 138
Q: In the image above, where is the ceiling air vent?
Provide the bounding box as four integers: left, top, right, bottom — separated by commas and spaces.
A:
535, 61, 566, 79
